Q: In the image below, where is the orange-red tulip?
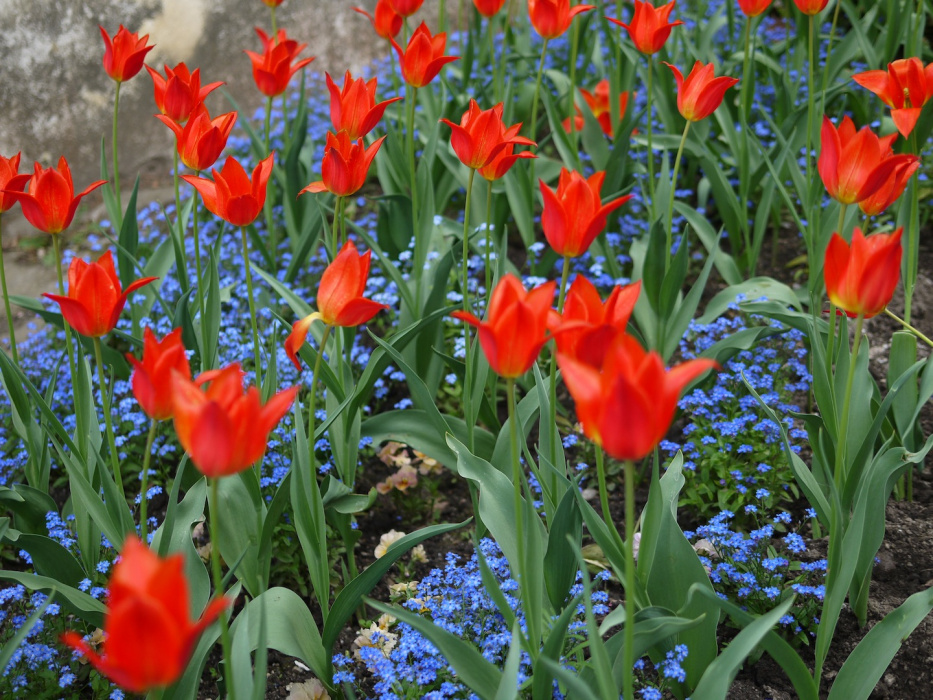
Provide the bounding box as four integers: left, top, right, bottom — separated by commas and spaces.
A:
858, 159, 920, 217
608, 0, 684, 55
354, 1, 404, 41
824, 227, 902, 319
43, 251, 157, 338
551, 276, 641, 363
540, 169, 633, 258
528, 0, 595, 40
478, 143, 537, 182
0, 153, 30, 214
182, 153, 275, 227
737, 0, 773, 16
326, 71, 402, 141
389, 0, 424, 16
245, 27, 315, 97
285, 242, 390, 369
301, 131, 384, 198
262, 0, 286, 5
391, 22, 459, 89
664, 61, 739, 122
3, 157, 106, 235
127, 328, 191, 421
157, 103, 237, 172
792, 0, 830, 14
853, 58, 933, 139
817, 116, 918, 206
172, 363, 298, 477
558, 333, 716, 461
562, 81, 632, 137
62, 537, 227, 693
452, 274, 556, 378
474, 0, 508, 17
440, 100, 535, 170
100, 25, 154, 83
146, 63, 223, 124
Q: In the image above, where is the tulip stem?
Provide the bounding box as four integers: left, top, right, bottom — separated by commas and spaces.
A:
240, 227, 264, 391
805, 15, 816, 271
173, 150, 191, 294
462, 169, 476, 314
740, 17, 754, 121
645, 58, 656, 221
483, 178, 494, 296
93, 336, 124, 499
819, 0, 844, 116
407, 87, 421, 301
270, 5, 278, 36
264, 96, 277, 271
0, 216, 18, 364
332, 196, 344, 254
506, 378, 529, 649
548, 256, 571, 468
904, 133, 920, 324
308, 324, 333, 469
884, 308, 933, 348
190, 170, 209, 370
529, 39, 549, 145
209, 477, 236, 700
111, 81, 123, 230
568, 19, 581, 155
834, 314, 864, 491
666, 121, 691, 273
139, 419, 157, 543
51, 234, 80, 445
463, 168, 477, 451
623, 456, 637, 700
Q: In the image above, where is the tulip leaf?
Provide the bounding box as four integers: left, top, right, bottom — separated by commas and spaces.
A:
700, 276, 803, 324
116, 175, 140, 285
0, 586, 55, 674
217, 472, 266, 598
0, 571, 105, 627
3, 532, 85, 588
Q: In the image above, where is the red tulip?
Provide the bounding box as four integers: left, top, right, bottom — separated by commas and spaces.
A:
540, 169, 633, 258
478, 143, 537, 181
824, 227, 902, 319
146, 63, 223, 124
562, 81, 632, 137
285, 242, 390, 370
245, 27, 315, 97
0, 153, 30, 214
157, 103, 237, 172
300, 131, 384, 198
391, 22, 459, 89
389, 0, 424, 16
853, 58, 933, 139
792, 0, 830, 14
817, 116, 918, 206
182, 154, 275, 227
452, 274, 556, 378
551, 276, 641, 363
62, 537, 228, 693
3, 157, 106, 235
664, 61, 739, 122
326, 71, 402, 141
737, 0, 773, 16
558, 333, 716, 461
172, 363, 298, 477
528, 0, 595, 40
858, 159, 920, 217
608, 0, 684, 56
100, 25, 154, 83
440, 100, 535, 170
43, 251, 157, 338
474, 0, 508, 17
354, 1, 404, 41
127, 328, 191, 421
262, 0, 286, 5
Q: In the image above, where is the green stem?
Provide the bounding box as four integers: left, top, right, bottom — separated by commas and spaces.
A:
264, 96, 277, 271
666, 121, 691, 273
0, 216, 18, 363
407, 87, 421, 301
488, 18, 497, 100
819, 0, 844, 116
741, 17, 753, 121
308, 325, 334, 469
483, 179, 494, 295
270, 4, 277, 35
883, 308, 933, 348
112, 81, 123, 230
548, 256, 571, 467
529, 39, 549, 144
506, 378, 527, 636
240, 226, 264, 391
139, 419, 157, 542
94, 336, 124, 499
904, 133, 920, 324
622, 457, 636, 700
610, 1, 622, 131
805, 15, 816, 264
463, 168, 477, 452
173, 149, 191, 294
568, 19, 581, 154
834, 314, 864, 491
645, 57, 656, 221
462, 169, 476, 314
209, 477, 236, 700
52, 234, 79, 434
826, 204, 848, 375
333, 196, 343, 255
191, 170, 208, 371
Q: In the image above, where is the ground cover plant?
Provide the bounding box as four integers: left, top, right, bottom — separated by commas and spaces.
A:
1, 0, 932, 697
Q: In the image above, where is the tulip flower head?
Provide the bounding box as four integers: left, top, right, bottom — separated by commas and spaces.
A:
664, 61, 739, 122
551, 276, 642, 363
558, 333, 717, 461
452, 274, 556, 378
100, 25, 154, 83
540, 169, 633, 258
608, 0, 684, 55
478, 143, 537, 182
3, 157, 106, 235
146, 63, 223, 124
0, 153, 30, 214
818, 116, 918, 206
440, 100, 535, 170
389, 0, 424, 16
858, 159, 920, 217
157, 103, 237, 172
391, 22, 459, 89
562, 81, 632, 137
127, 328, 191, 421
62, 537, 228, 693
528, 0, 595, 40
182, 153, 275, 227
172, 363, 298, 477
245, 27, 315, 97
326, 71, 402, 141
354, 1, 404, 41
474, 0, 508, 17
792, 0, 830, 14
824, 227, 902, 319
301, 131, 385, 198
262, 0, 286, 6
43, 251, 157, 338
285, 242, 390, 370
853, 58, 933, 139
737, 0, 773, 16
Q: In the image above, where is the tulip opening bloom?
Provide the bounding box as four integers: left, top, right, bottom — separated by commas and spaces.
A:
664, 61, 739, 122
127, 327, 191, 421
558, 333, 717, 461
550, 276, 642, 363
100, 25, 155, 83
858, 159, 920, 217
388, 0, 424, 16
354, 1, 404, 41
172, 363, 298, 477
146, 63, 223, 124
562, 81, 632, 137
540, 169, 633, 258
326, 71, 402, 141
158, 103, 237, 172
608, 0, 684, 55
737, 0, 773, 16
301, 131, 384, 198
474, 0, 508, 17
182, 153, 275, 227
824, 227, 902, 319
245, 28, 315, 97
62, 537, 228, 694
0, 153, 30, 214
440, 100, 535, 170
853, 58, 933, 139
452, 274, 556, 378
792, 0, 830, 14
478, 143, 537, 181
528, 0, 595, 40
286, 242, 390, 370
391, 22, 459, 88
3, 157, 106, 235
43, 251, 157, 338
